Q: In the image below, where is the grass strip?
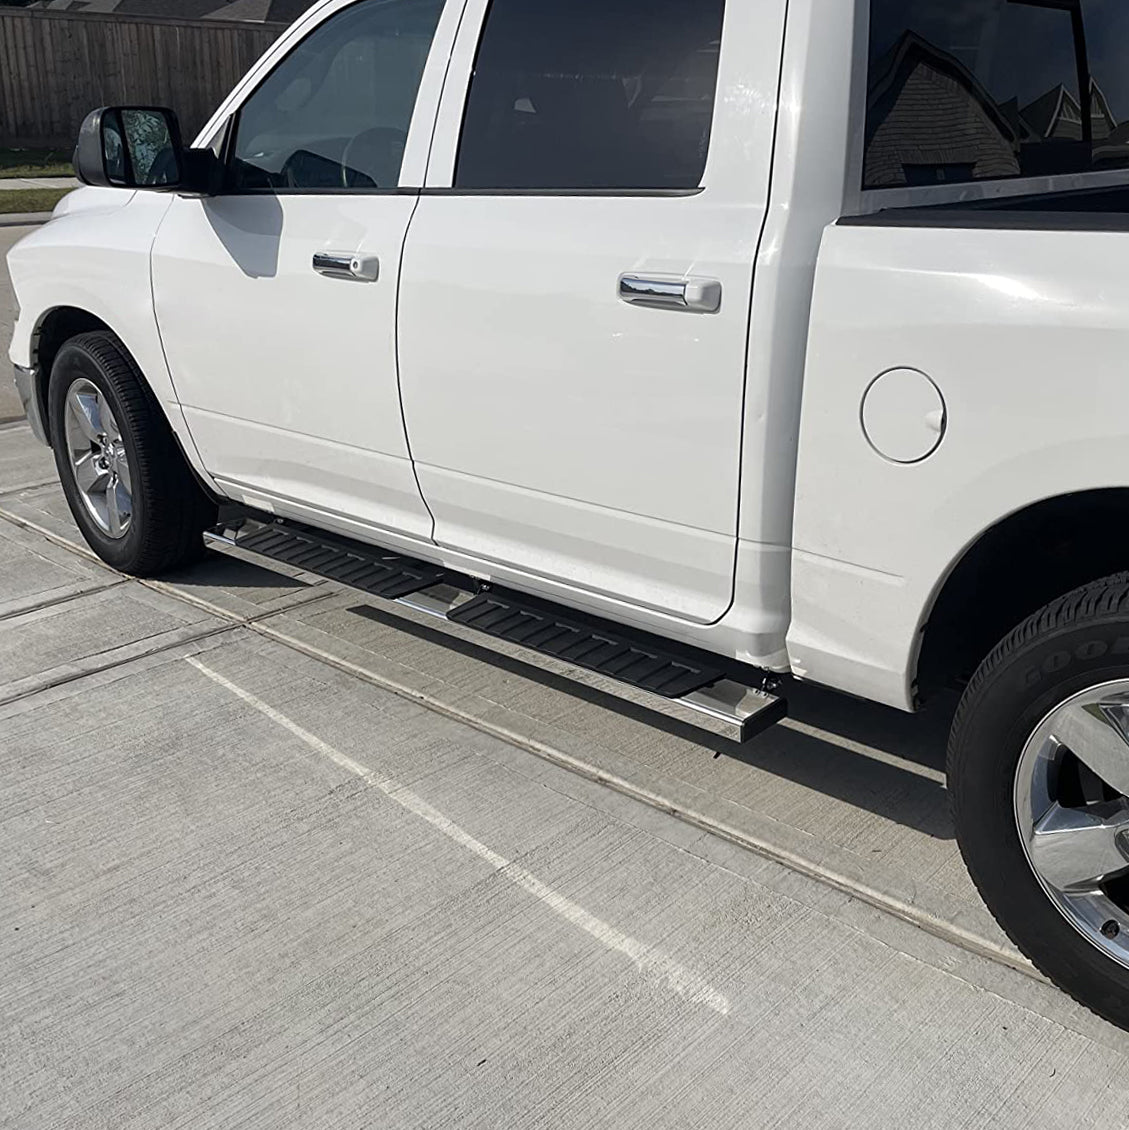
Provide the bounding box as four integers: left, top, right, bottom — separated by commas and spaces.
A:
0, 188, 72, 216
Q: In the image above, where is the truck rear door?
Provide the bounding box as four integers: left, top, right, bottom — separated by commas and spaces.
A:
396, 0, 786, 624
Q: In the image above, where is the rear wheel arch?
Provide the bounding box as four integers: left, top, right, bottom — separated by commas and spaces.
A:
915, 489, 1129, 704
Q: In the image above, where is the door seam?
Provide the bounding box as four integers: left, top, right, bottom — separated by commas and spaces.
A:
395, 0, 473, 544
393, 193, 439, 544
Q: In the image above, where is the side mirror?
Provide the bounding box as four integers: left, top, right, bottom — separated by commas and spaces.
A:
74, 106, 205, 191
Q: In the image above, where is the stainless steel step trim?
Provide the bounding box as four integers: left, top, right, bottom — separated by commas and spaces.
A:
397, 584, 473, 619
679, 680, 782, 737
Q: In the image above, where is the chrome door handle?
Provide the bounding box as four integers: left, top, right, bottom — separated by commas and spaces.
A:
313, 251, 380, 282
618, 274, 722, 313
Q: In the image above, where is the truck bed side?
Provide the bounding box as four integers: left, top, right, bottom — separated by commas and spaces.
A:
791, 194, 1129, 709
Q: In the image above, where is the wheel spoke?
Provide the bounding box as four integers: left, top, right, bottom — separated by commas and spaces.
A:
68, 391, 103, 444
116, 453, 132, 497
73, 452, 109, 494
105, 481, 125, 537
1050, 699, 1129, 798
62, 379, 132, 540
1028, 801, 1129, 892
100, 397, 121, 442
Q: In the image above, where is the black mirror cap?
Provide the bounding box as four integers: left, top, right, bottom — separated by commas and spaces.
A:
73, 106, 187, 191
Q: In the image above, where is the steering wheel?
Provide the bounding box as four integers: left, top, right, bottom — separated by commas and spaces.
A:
340, 128, 407, 189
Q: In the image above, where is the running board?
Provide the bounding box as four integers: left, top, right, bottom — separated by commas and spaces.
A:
205, 517, 785, 743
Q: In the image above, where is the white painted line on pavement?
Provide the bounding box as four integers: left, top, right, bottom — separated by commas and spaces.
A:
185, 655, 731, 1016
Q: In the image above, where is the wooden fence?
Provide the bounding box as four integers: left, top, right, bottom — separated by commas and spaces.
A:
0, 7, 287, 149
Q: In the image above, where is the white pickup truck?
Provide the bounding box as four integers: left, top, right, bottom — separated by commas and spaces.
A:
10, 0, 1129, 1024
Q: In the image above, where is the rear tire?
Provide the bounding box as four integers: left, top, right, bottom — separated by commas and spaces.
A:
950, 574, 1129, 1028
48, 331, 215, 576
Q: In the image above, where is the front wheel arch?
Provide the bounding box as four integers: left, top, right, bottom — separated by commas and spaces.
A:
32, 307, 115, 446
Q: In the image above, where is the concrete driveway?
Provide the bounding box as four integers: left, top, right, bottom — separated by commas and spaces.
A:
4, 226, 1129, 1126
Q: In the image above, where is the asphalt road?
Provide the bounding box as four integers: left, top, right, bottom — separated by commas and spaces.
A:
4, 225, 1129, 1127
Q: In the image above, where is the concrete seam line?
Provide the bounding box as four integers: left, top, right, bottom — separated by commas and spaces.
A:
135, 579, 245, 625
138, 575, 337, 628
0, 504, 343, 629
0, 578, 128, 623
0, 506, 108, 566
0, 623, 240, 708
0, 505, 325, 631
0, 478, 60, 499
250, 619, 1039, 983
184, 654, 732, 1016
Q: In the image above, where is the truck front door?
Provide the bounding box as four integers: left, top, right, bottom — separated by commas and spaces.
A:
396, 0, 786, 623
152, 0, 459, 542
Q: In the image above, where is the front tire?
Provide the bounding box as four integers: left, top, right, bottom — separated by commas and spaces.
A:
48, 331, 215, 576
950, 574, 1129, 1027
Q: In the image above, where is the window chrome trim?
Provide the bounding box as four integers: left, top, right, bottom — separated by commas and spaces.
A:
858, 168, 1129, 214
209, 185, 704, 198
417, 186, 705, 198
209, 185, 422, 197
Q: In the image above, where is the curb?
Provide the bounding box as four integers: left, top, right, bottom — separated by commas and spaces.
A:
0, 212, 53, 227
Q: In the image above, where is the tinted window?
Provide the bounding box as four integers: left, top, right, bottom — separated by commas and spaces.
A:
455, 0, 725, 191
865, 0, 1129, 190
230, 0, 443, 192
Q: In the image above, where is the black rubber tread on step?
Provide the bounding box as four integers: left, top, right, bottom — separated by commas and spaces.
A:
448, 591, 724, 698
235, 523, 446, 600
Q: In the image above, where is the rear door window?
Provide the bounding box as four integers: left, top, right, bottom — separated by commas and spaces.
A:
454, 0, 726, 191
865, 0, 1129, 190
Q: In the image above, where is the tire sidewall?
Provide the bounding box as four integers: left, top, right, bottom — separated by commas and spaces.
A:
953, 610, 1129, 1021
49, 341, 150, 571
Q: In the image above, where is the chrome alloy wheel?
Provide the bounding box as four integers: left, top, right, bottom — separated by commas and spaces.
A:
1016, 680, 1129, 967
63, 378, 133, 539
